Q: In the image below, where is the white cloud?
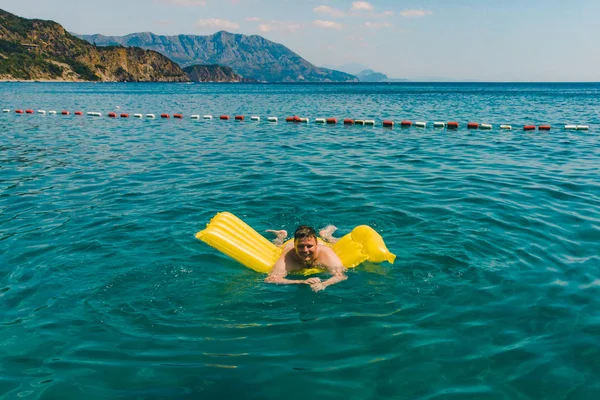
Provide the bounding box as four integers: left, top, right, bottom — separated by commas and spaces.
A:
362, 21, 393, 29
259, 21, 302, 33
197, 19, 240, 30
246, 17, 260, 22
351, 1, 373, 11
159, 0, 207, 6
313, 20, 344, 30
399, 9, 432, 18
313, 5, 346, 18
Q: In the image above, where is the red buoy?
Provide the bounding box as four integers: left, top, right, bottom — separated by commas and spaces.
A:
343, 119, 354, 125
467, 122, 479, 129
447, 121, 459, 129
161, 114, 170, 119
61, 111, 70, 115
400, 120, 412, 127
25, 109, 34, 114
120, 113, 129, 118
74, 111, 83, 116
538, 125, 551, 131
523, 125, 536, 131
382, 120, 394, 127
15, 109, 24, 114
174, 114, 183, 119
326, 118, 337, 124
220, 115, 229, 120
234, 115, 244, 121
108, 112, 117, 118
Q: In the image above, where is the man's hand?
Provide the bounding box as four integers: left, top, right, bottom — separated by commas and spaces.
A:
305, 277, 326, 291
310, 281, 326, 292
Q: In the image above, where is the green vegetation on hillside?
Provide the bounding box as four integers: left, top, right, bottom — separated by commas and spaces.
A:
0, 8, 188, 82
0, 39, 63, 79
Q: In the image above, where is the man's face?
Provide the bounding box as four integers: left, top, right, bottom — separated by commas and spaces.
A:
295, 237, 318, 265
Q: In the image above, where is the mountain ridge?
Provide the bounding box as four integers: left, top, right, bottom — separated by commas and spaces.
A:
78, 31, 358, 83
0, 8, 189, 82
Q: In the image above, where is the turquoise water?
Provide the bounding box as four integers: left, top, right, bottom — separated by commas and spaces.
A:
1, 82, 600, 399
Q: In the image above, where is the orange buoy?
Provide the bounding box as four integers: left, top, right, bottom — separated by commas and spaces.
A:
538, 125, 551, 131
220, 115, 229, 120
343, 119, 354, 125
285, 116, 294, 122
120, 113, 129, 118
400, 120, 412, 127
161, 114, 170, 119
467, 122, 479, 129
447, 121, 459, 129
15, 109, 24, 114
174, 114, 183, 119
61, 110, 70, 115
382, 120, 394, 127
234, 115, 244, 121
293, 116, 301, 122
25, 109, 34, 114
108, 112, 117, 118
74, 111, 83, 116
523, 125, 536, 131
326, 118, 337, 124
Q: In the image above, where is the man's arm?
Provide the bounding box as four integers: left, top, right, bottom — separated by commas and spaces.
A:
310, 249, 347, 292
265, 246, 307, 285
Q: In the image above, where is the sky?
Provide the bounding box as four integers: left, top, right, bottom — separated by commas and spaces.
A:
1, 0, 599, 82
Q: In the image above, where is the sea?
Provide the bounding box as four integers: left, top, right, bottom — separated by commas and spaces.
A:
1, 82, 600, 400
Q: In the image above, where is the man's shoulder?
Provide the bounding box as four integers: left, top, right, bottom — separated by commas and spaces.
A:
317, 245, 341, 262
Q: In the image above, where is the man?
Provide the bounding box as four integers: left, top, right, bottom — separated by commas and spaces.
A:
264, 225, 347, 292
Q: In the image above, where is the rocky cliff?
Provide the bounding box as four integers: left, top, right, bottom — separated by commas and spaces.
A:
0, 8, 188, 82
79, 31, 358, 83
183, 64, 257, 82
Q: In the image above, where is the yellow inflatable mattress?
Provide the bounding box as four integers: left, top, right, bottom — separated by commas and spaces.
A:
196, 212, 395, 275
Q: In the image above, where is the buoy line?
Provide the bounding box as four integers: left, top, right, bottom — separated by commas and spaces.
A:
2, 109, 591, 131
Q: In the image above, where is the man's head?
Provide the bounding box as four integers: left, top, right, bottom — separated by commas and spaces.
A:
294, 225, 318, 265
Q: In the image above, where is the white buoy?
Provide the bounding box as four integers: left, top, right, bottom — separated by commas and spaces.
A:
364, 120, 375, 125
116, 106, 120, 109
355, 120, 365, 125
315, 118, 326, 124
48, 110, 57, 115
37, 110, 47, 114
146, 114, 156, 119
433, 122, 445, 128
2, 109, 9, 113
500, 125, 512, 130
203, 115, 213, 120
299, 117, 309, 123
576, 125, 589, 130
564, 125, 577, 130
267, 116, 278, 122
134, 114, 143, 118
87, 112, 102, 117
480, 124, 492, 130
416, 121, 427, 128
191, 115, 200, 119
250, 116, 260, 121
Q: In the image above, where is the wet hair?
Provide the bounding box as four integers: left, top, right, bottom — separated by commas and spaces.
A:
294, 225, 317, 242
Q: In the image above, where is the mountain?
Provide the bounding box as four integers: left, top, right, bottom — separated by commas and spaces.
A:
335, 63, 371, 76
183, 64, 256, 82
356, 69, 388, 82
0, 8, 188, 82
78, 31, 358, 83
